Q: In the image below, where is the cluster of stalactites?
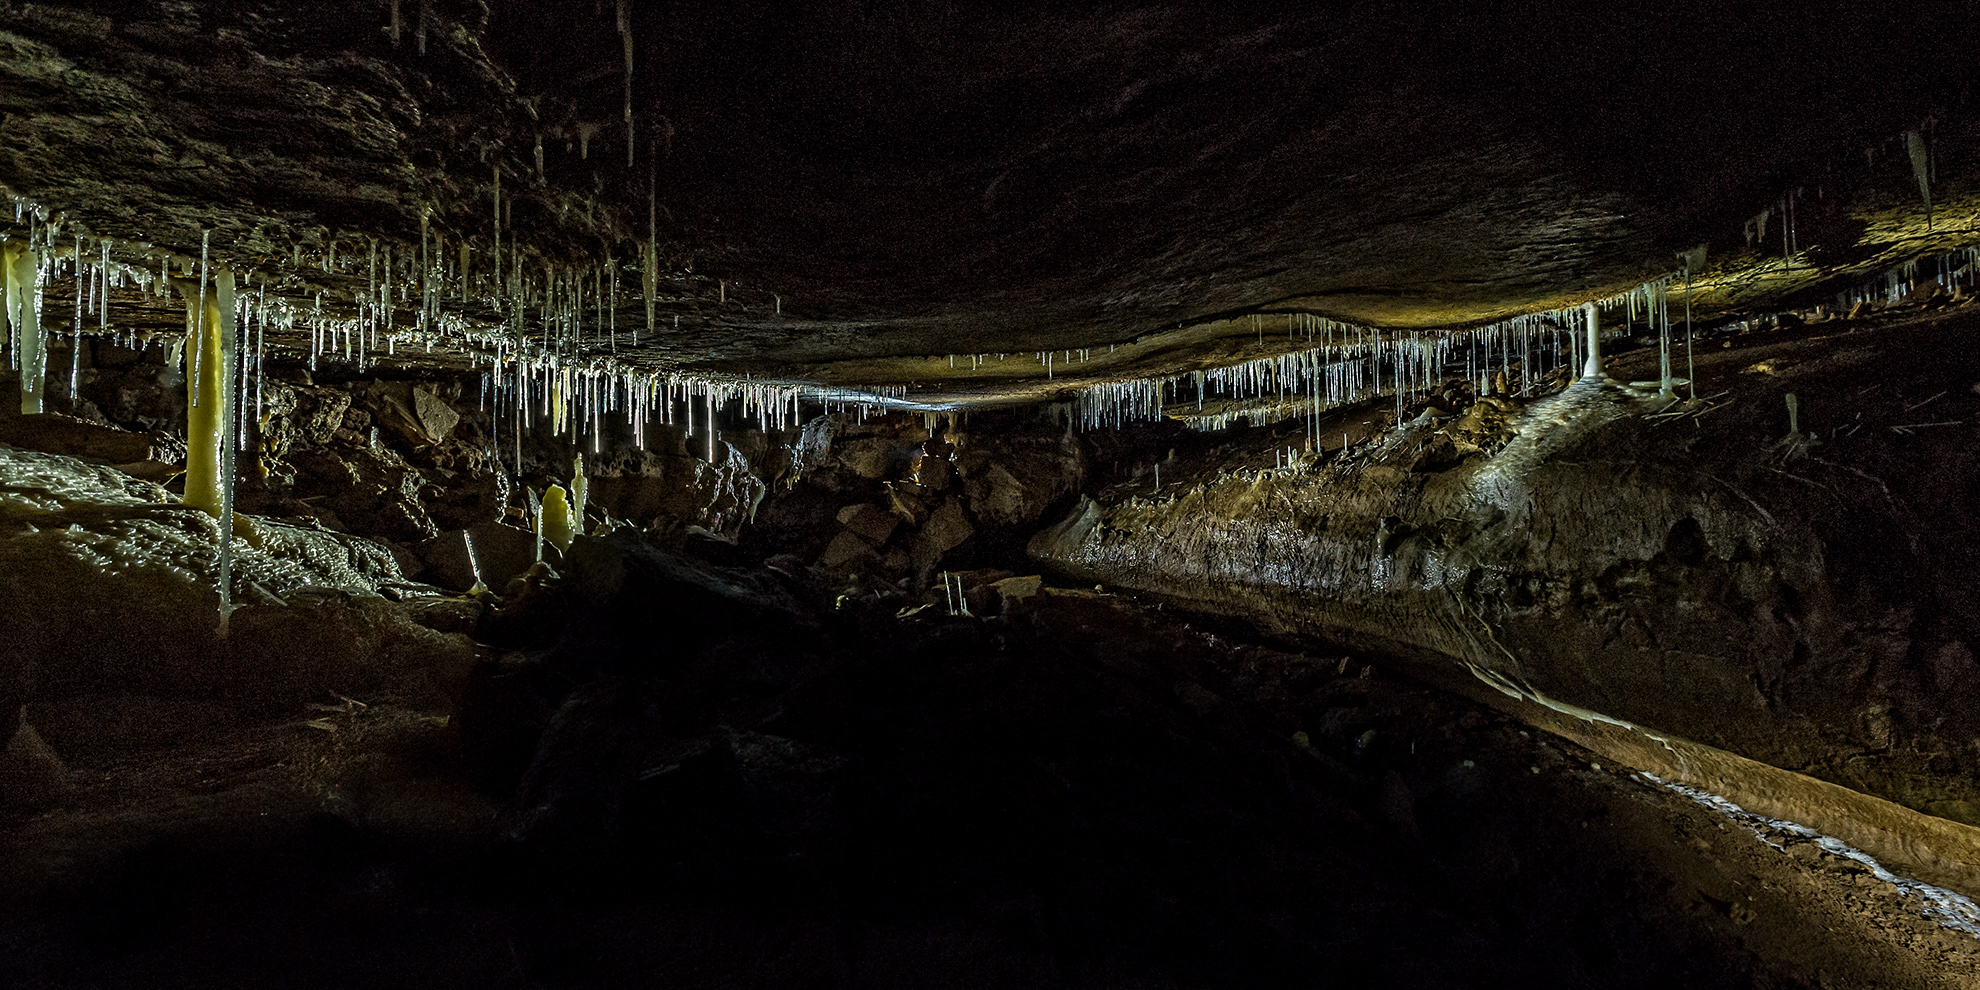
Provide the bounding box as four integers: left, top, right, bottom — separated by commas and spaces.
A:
17, 171, 1980, 488
0, 178, 890, 445
1066, 273, 1710, 437
1826, 247, 1980, 312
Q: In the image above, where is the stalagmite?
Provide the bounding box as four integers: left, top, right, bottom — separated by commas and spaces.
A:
464, 529, 489, 596
540, 484, 576, 553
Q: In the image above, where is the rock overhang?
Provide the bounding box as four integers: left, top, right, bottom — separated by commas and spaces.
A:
0, 0, 1977, 411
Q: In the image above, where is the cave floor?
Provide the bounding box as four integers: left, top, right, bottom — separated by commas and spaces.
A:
1, 577, 1974, 989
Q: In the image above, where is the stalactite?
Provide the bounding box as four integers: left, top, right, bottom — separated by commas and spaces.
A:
5, 240, 43, 413
214, 269, 240, 626
179, 265, 231, 517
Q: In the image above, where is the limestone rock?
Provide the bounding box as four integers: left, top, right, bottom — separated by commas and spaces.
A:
0, 444, 478, 733
368, 381, 461, 448
586, 441, 766, 539
884, 481, 929, 526
816, 530, 879, 574
1029, 332, 1980, 830
562, 535, 630, 603
990, 574, 1045, 614
790, 416, 833, 480
910, 497, 974, 574
836, 502, 899, 545
957, 425, 1082, 527
0, 412, 182, 479
835, 437, 905, 481
418, 522, 539, 593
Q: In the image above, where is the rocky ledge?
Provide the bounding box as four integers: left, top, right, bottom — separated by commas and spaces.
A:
1033, 305, 1980, 838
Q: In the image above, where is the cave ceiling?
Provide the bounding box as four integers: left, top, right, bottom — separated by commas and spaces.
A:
1, 0, 1976, 405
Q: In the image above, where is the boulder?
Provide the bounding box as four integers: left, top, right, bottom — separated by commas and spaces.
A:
418, 522, 539, 593
0, 412, 182, 480
368, 381, 461, 448
989, 574, 1045, 614
884, 481, 930, 526
836, 502, 900, 545
957, 424, 1082, 526
816, 530, 879, 574
910, 497, 974, 574
835, 437, 907, 480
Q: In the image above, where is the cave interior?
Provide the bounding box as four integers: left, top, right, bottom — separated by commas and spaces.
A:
4, 1, 1980, 986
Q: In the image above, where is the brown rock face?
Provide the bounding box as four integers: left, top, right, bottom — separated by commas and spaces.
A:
956, 421, 1084, 528
370, 382, 461, 448
0, 410, 182, 480
416, 521, 536, 593
910, 498, 975, 577
583, 439, 768, 538
834, 502, 900, 546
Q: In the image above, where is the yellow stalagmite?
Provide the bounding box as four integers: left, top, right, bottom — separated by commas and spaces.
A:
179, 271, 232, 517
540, 484, 576, 553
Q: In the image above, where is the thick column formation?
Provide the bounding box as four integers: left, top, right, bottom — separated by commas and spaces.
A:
181, 270, 235, 517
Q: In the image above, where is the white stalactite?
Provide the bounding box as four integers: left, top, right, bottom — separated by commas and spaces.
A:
1581, 302, 1602, 380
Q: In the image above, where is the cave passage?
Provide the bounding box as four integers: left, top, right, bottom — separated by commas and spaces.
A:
5, 2, 1980, 986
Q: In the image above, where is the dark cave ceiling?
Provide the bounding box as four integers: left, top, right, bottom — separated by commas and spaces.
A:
1, 0, 1976, 398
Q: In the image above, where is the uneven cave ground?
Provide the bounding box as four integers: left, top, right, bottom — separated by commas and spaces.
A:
0, 300, 1977, 987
